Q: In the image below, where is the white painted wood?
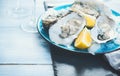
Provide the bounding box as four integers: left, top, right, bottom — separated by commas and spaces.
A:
0, 0, 52, 64
0, 65, 54, 76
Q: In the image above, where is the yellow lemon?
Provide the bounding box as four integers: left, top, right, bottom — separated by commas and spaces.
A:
84, 15, 96, 28
75, 27, 92, 49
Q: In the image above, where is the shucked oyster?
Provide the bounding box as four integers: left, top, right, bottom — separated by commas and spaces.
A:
70, 0, 100, 18
49, 12, 86, 45
42, 9, 70, 28
91, 15, 117, 43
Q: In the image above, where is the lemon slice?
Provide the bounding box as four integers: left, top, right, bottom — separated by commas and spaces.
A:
75, 27, 92, 49
84, 15, 96, 28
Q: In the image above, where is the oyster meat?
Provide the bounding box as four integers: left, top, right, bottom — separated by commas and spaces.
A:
91, 15, 117, 43
49, 12, 86, 45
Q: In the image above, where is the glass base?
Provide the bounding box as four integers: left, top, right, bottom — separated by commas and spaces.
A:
20, 20, 38, 33
8, 7, 30, 18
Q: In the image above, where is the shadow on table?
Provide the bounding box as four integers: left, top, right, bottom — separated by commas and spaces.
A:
49, 44, 120, 76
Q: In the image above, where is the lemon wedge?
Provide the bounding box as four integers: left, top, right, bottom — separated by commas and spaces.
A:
84, 15, 96, 28
75, 27, 92, 49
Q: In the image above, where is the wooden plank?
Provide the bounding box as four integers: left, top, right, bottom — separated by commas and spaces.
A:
0, 0, 52, 64
0, 65, 54, 76
0, 28, 52, 64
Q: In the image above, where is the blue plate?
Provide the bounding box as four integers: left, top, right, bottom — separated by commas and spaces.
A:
37, 4, 120, 54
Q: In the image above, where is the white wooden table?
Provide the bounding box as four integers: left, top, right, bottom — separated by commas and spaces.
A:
0, 0, 54, 76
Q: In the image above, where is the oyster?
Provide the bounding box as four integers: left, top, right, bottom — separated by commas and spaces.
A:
42, 9, 71, 28
91, 15, 117, 43
70, 0, 101, 18
49, 12, 86, 45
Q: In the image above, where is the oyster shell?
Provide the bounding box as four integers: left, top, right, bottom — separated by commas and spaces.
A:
49, 12, 86, 45
71, 0, 101, 18
42, 9, 70, 28
91, 15, 117, 43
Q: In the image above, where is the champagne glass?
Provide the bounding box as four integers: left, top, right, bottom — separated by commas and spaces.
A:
20, 0, 38, 33
9, 0, 29, 18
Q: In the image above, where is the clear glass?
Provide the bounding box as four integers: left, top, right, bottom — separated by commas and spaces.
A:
20, 0, 38, 33
9, 0, 29, 18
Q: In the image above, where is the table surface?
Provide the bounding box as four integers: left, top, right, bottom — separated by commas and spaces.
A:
0, 0, 120, 76
0, 0, 54, 76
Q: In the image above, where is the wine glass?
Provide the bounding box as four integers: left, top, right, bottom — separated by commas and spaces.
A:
9, 0, 30, 18
20, 0, 38, 33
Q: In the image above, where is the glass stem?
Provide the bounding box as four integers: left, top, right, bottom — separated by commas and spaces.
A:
33, 0, 36, 24
16, 0, 21, 10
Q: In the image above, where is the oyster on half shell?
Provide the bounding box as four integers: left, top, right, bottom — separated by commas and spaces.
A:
42, 9, 70, 28
91, 15, 117, 43
49, 12, 86, 45
71, 0, 101, 18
